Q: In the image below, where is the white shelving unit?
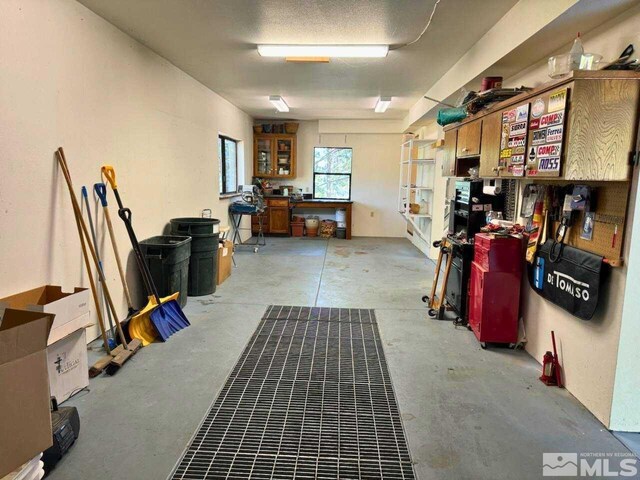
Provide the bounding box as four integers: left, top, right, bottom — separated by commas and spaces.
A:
398, 138, 437, 247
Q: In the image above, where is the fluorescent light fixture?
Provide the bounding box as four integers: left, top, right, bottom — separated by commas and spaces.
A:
269, 95, 289, 112
375, 96, 392, 113
258, 44, 388, 58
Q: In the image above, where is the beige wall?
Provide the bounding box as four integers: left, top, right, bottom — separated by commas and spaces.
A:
500, 5, 640, 427
271, 121, 406, 237
0, 0, 253, 342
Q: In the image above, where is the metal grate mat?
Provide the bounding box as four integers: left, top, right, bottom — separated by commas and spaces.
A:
170, 306, 415, 479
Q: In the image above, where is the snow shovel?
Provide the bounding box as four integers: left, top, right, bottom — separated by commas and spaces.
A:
101, 165, 190, 343
94, 182, 139, 321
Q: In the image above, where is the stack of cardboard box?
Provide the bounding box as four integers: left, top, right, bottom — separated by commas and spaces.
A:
0, 286, 91, 477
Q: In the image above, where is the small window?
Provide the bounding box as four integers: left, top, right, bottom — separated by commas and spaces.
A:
313, 147, 352, 200
218, 135, 238, 194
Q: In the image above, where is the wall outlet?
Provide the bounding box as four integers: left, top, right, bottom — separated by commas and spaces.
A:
370, 211, 374, 217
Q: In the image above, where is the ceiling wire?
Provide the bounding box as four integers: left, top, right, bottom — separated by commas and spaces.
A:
391, 0, 442, 50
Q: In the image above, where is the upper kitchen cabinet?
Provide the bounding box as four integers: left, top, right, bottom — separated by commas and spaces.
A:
253, 134, 297, 179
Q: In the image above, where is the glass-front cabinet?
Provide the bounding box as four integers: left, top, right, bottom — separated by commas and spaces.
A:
253, 134, 297, 179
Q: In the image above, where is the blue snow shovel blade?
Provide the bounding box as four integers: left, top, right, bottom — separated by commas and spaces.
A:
149, 298, 190, 341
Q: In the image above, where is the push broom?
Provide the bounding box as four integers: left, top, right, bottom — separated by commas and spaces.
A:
101, 165, 190, 343
55, 148, 141, 375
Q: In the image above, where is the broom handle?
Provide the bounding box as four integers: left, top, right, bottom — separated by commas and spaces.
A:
56, 158, 111, 353
56, 148, 129, 348
95, 183, 135, 311
81, 186, 116, 338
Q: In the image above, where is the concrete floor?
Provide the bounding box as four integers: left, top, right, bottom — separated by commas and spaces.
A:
49, 237, 633, 480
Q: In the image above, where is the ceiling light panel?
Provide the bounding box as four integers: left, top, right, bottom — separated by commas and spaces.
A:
269, 95, 289, 112
375, 97, 392, 113
258, 45, 389, 58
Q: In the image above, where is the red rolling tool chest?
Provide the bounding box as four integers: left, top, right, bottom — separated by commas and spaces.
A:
468, 233, 523, 347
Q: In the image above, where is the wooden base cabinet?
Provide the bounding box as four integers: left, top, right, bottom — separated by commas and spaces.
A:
251, 198, 290, 236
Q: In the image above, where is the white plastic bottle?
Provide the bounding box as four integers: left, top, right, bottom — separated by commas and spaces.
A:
569, 32, 584, 71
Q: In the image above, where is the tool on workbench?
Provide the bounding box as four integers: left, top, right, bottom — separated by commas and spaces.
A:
102, 165, 190, 344
55, 148, 141, 376
81, 186, 116, 349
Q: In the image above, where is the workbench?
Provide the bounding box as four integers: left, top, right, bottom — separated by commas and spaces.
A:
291, 199, 353, 239
252, 196, 354, 239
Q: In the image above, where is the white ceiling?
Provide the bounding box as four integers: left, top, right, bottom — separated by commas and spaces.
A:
77, 0, 519, 120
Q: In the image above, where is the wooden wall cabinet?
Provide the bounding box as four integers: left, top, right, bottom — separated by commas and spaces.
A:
444, 72, 640, 182
442, 129, 458, 177
456, 121, 482, 158
563, 78, 639, 181
254, 134, 297, 179
478, 112, 502, 178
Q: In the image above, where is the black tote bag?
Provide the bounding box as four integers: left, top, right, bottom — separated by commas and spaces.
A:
528, 240, 604, 320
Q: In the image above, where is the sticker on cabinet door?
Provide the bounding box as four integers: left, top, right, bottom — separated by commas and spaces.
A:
508, 136, 526, 148
548, 89, 567, 112
511, 154, 524, 165
532, 98, 545, 118
538, 156, 561, 172
516, 104, 529, 122
529, 118, 540, 130
532, 129, 547, 145
513, 146, 526, 155
536, 143, 562, 158
512, 165, 525, 177
546, 125, 563, 143
509, 121, 527, 137
528, 147, 537, 162
503, 109, 517, 123
500, 148, 512, 158
540, 111, 564, 128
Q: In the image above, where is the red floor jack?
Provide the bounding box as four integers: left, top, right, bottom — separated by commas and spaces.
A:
540, 331, 564, 387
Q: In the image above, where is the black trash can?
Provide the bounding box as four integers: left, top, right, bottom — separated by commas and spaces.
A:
170, 217, 221, 296
139, 235, 192, 307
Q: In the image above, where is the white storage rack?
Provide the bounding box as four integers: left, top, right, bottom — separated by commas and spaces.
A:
398, 138, 437, 247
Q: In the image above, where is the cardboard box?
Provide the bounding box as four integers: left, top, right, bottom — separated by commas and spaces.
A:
1, 453, 44, 480
0, 285, 90, 345
0, 309, 54, 478
217, 240, 233, 285
47, 329, 89, 404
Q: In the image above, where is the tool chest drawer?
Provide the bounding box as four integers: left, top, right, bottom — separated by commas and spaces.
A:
474, 233, 522, 273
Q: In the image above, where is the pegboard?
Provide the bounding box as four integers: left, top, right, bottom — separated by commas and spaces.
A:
542, 181, 631, 266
